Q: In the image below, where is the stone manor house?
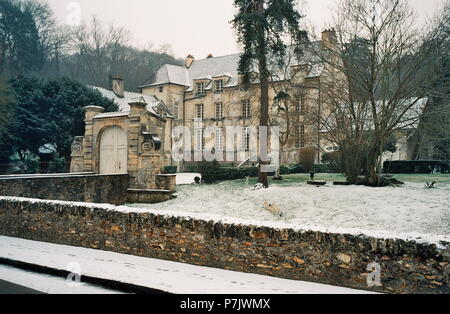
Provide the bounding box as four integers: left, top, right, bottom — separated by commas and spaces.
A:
139, 30, 342, 170
76, 29, 428, 177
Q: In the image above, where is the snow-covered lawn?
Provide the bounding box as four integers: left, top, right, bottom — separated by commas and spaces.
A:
130, 174, 450, 237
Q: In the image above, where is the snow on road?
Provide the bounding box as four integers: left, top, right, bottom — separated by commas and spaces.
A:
0, 236, 375, 294
0, 264, 123, 294
129, 181, 450, 237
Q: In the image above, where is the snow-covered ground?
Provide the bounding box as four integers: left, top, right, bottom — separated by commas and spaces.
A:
130, 180, 450, 238
0, 236, 374, 294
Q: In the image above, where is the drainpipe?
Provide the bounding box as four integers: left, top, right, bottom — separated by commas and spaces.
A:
182, 91, 186, 172
317, 78, 322, 163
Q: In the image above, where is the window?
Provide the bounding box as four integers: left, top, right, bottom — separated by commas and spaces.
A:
214, 79, 224, 93
300, 97, 307, 114
295, 96, 301, 112
215, 128, 223, 151
195, 82, 205, 95
159, 86, 164, 93
242, 100, 251, 119
242, 127, 250, 151
196, 104, 204, 119
196, 128, 204, 150
215, 102, 223, 119
296, 96, 307, 114
295, 125, 306, 148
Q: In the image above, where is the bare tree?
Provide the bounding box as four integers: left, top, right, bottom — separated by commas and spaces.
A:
308, 0, 449, 185
71, 16, 131, 87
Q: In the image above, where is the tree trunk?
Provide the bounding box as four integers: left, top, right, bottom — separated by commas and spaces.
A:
367, 147, 380, 186
256, 0, 269, 188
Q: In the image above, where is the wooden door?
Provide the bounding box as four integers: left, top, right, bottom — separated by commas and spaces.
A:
99, 126, 128, 174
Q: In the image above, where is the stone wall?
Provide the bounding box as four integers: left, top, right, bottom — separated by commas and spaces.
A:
0, 174, 129, 205
0, 197, 448, 294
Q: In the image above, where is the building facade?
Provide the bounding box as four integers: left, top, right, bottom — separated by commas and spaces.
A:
140, 31, 341, 169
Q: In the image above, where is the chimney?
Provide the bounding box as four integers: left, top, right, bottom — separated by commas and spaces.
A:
112, 76, 125, 98
321, 28, 337, 49
207, 54, 213, 59
129, 97, 147, 116
186, 54, 195, 68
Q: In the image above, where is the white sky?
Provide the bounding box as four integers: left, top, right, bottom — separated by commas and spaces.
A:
45, 0, 445, 59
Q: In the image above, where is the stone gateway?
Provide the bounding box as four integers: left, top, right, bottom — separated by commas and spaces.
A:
70, 98, 176, 202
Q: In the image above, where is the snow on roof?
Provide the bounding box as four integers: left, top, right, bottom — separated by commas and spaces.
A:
38, 143, 57, 155
90, 86, 162, 116
148, 64, 190, 87
142, 42, 324, 91
93, 111, 130, 119
395, 97, 429, 129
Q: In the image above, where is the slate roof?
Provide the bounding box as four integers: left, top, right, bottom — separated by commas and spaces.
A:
90, 86, 167, 117
140, 42, 323, 92
395, 98, 429, 129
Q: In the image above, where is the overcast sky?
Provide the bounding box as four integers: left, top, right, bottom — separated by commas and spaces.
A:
45, 0, 445, 59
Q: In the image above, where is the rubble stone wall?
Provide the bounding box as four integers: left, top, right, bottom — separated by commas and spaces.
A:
0, 197, 448, 294
0, 174, 129, 205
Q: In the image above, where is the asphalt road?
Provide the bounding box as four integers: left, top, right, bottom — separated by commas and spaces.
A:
0, 279, 44, 294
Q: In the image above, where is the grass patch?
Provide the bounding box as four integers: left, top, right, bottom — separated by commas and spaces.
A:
228, 173, 450, 188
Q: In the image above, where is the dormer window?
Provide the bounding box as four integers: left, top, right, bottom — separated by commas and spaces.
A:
195, 82, 205, 96
214, 79, 224, 93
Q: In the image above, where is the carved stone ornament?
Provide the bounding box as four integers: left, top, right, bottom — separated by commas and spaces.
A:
71, 138, 84, 155
142, 141, 154, 152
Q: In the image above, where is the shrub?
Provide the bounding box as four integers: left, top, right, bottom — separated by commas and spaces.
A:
164, 166, 177, 174
22, 154, 40, 174
383, 160, 450, 174
321, 151, 342, 173
313, 164, 332, 173
299, 147, 317, 172
280, 164, 304, 175
184, 162, 306, 183
194, 161, 259, 183
47, 156, 67, 173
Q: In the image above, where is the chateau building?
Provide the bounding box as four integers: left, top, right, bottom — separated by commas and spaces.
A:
76, 29, 429, 176
140, 30, 341, 169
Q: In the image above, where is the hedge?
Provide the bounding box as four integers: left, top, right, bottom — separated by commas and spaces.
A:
197, 166, 256, 183
164, 166, 178, 174
383, 160, 450, 174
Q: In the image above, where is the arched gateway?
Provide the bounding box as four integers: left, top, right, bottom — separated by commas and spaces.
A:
70, 99, 176, 200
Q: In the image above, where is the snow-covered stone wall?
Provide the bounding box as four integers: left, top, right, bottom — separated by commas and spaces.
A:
0, 174, 129, 205
0, 197, 448, 294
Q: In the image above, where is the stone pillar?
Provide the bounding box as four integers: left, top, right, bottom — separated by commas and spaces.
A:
70, 136, 85, 173
127, 101, 146, 188
129, 99, 147, 116
156, 174, 176, 192
83, 106, 104, 172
